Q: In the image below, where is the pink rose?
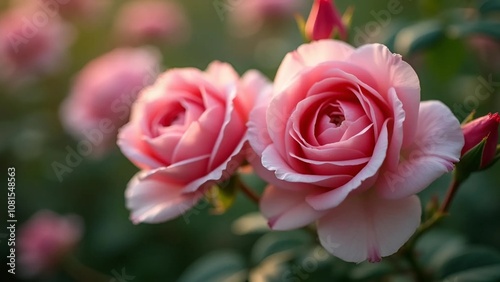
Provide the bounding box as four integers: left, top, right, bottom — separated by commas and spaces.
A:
60, 47, 161, 156
118, 61, 270, 224
0, 4, 74, 83
113, 0, 190, 46
18, 210, 83, 278
248, 39, 464, 263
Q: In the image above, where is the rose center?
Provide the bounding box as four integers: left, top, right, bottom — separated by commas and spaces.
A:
158, 110, 185, 127
329, 114, 345, 126
323, 103, 345, 128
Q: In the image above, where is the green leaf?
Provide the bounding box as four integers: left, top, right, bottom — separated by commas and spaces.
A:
349, 260, 394, 281
415, 230, 467, 271
394, 20, 445, 56
438, 247, 500, 279
251, 231, 311, 264
461, 110, 476, 126
442, 264, 500, 282
177, 250, 247, 282
205, 178, 238, 215
449, 21, 500, 40
425, 36, 467, 81
479, 0, 500, 15
455, 137, 488, 182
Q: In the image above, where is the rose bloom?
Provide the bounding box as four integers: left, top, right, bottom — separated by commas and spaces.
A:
113, 0, 190, 46
18, 210, 83, 278
60, 47, 161, 156
248, 39, 464, 263
118, 61, 270, 224
228, 0, 302, 37
0, 4, 73, 83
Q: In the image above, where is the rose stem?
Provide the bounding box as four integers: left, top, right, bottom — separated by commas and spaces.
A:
236, 177, 261, 204
439, 178, 461, 214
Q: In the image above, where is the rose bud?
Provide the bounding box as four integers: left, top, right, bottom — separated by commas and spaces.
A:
305, 0, 346, 41
18, 210, 83, 278
461, 112, 500, 169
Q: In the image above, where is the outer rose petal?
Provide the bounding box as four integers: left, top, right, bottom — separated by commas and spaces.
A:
126, 172, 203, 224
205, 61, 240, 94
260, 185, 325, 230
118, 123, 163, 170
317, 193, 421, 263
237, 70, 272, 117
274, 39, 355, 93
348, 44, 420, 147
248, 104, 272, 155
376, 101, 464, 199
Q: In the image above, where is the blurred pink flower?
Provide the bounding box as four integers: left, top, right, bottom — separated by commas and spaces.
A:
466, 34, 500, 73
18, 210, 83, 278
113, 0, 190, 46
28, 0, 110, 21
228, 0, 302, 37
0, 4, 74, 83
60, 47, 162, 156
118, 61, 271, 224
248, 39, 464, 263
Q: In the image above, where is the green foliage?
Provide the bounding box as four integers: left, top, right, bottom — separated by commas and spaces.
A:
438, 247, 500, 280
177, 250, 247, 282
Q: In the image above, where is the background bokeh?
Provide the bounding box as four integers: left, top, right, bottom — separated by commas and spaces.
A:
1, 0, 499, 281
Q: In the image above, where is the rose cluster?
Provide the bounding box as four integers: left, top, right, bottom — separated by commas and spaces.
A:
117, 39, 465, 263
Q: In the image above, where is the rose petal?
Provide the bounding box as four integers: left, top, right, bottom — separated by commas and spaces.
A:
248, 104, 272, 155
205, 61, 240, 94
274, 39, 355, 93
171, 106, 224, 163
209, 86, 245, 170
306, 121, 389, 210
261, 185, 325, 230
236, 69, 272, 117
126, 172, 204, 224
385, 87, 405, 170
182, 137, 247, 193
249, 149, 326, 191
317, 193, 421, 263
376, 101, 464, 199
348, 44, 420, 147
262, 145, 354, 188
117, 123, 163, 170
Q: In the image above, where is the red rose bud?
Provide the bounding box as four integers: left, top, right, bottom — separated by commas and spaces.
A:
305, 0, 346, 41
461, 112, 500, 168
